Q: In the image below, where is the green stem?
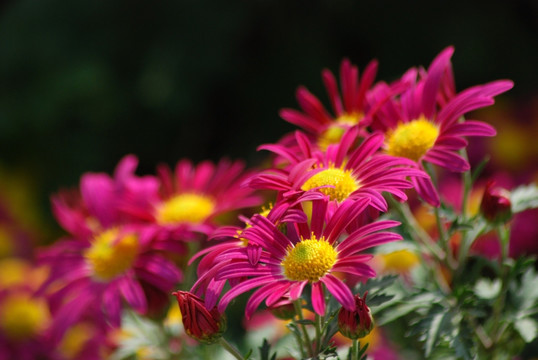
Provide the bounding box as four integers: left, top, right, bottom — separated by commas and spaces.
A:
218, 338, 244, 360
488, 224, 511, 355
315, 313, 323, 355
351, 339, 359, 360
294, 299, 313, 358
460, 149, 472, 219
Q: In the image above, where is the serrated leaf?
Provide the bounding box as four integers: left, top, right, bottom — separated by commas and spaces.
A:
365, 293, 394, 307
377, 293, 440, 325
510, 183, 538, 213
452, 320, 474, 360
425, 311, 451, 357
515, 318, 538, 343
258, 338, 274, 360
474, 278, 501, 299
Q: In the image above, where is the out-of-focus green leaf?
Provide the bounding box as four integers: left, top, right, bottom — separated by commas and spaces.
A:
510, 183, 538, 213
474, 278, 501, 299
514, 318, 538, 343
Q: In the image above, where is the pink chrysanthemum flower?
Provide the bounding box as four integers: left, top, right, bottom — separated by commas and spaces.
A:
251, 128, 427, 211
213, 198, 402, 317
279, 58, 379, 150
189, 202, 308, 309
122, 158, 262, 241
372, 46, 513, 206
39, 157, 181, 337
0, 259, 55, 360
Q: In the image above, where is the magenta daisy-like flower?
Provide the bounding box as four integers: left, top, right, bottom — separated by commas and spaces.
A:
213, 198, 402, 317
251, 128, 427, 211
122, 158, 262, 241
39, 158, 181, 339
372, 46, 513, 206
279, 58, 379, 149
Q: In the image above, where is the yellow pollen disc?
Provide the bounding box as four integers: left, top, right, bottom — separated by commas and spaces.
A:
281, 236, 337, 282
84, 228, 139, 281
380, 249, 419, 273
157, 193, 215, 225
318, 126, 347, 150
0, 294, 50, 341
301, 167, 359, 202
386, 116, 439, 161
59, 323, 94, 359
336, 112, 362, 125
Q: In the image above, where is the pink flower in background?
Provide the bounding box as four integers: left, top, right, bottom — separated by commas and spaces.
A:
213, 198, 401, 317
121, 158, 262, 242
279, 58, 379, 150
38, 156, 182, 339
372, 46, 513, 206
252, 129, 426, 212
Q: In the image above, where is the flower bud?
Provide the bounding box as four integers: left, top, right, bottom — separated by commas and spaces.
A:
480, 181, 512, 224
172, 291, 226, 344
268, 297, 296, 320
338, 292, 374, 340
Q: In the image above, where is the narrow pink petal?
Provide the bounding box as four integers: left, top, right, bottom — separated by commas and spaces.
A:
80, 173, 117, 227
118, 275, 147, 314
356, 59, 378, 108
289, 280, 307, 300
422, 46, 454, 118
218, 275, 276, 313
103, 285, 122, 327
425, 149, 470, 172
296, 87, 332, 125
322, 68, 343, 115
443, 120, 496, 137
413, 175, 440, 207
280, 108, 322, 133
310, 199, 328, 239
246, 282, 288, 319
321, 274, 354, 310
311, 282, 326, 315
346, 132, 384, 169
335, 126, 359, 167
438, 96, 494, 128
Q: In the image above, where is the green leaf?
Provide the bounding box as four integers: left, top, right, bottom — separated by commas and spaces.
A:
452, 322, 474, 360
510, 183, 538, 213
377, 293, 440, 325
514, 318, 538, 343
425, 311, 452, 357
474, 278, 501, 299
258, 338, 276, 360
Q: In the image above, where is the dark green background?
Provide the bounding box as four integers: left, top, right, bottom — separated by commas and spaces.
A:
0, 0, 536, 224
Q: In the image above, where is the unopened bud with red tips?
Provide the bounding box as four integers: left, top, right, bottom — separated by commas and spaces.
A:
268, 297, 296, 320
480, 181, 512, 224
172, 291, 226, 344
338, 292, 374, 340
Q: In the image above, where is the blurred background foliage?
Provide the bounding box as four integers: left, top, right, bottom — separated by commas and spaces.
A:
0, 0, 537, 238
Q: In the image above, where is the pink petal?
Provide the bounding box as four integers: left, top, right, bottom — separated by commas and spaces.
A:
321, 274, 354, 310
311, 282, 326, 315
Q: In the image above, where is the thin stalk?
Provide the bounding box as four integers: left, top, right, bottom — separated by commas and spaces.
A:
294, 299, 313, 358
315, 313, 323, 355
218, 338, 244, 360
460, 149, 472, 219
387, 195, 445, 262
351, 339, 359, 360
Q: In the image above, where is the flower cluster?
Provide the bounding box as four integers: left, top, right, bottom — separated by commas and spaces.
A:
4, 46, 535, 360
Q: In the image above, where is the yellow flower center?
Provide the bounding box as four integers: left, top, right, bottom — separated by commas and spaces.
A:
301, 167, 359, 202
317, 112, 362, 150
380, 249, 419, 273
386, 116, 439, 161
84, 228, 139, 281
59, 323, 94, 359
0, 294, 50, 341
281, 236, 337, 282
157, 193, 215, 225
336, 112, 362, 125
